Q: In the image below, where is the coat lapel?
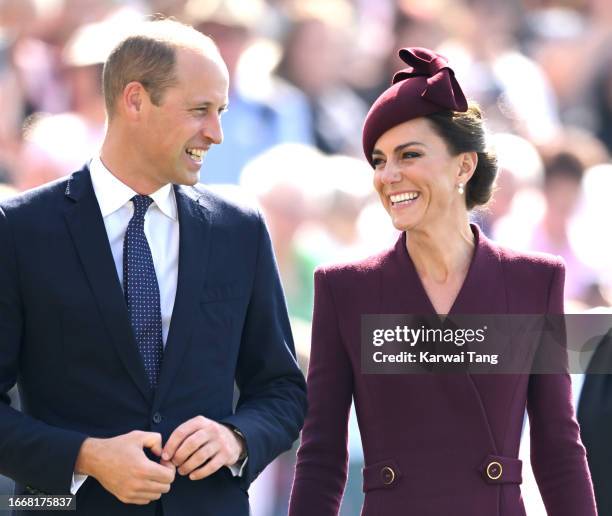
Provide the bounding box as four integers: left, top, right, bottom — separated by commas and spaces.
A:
381, 224, 508, 316
63, 166, 152, 403
448, 225, 508, 315
154, 186, 212, 406
378, 224, 511, 454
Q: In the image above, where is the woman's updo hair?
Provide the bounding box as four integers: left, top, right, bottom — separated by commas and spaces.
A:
425, 103, 498, 210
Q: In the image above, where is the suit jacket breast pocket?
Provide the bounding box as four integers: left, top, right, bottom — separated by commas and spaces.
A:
200, 283, 244, 304
199, 283, 246, 328
196, 284, 247, 368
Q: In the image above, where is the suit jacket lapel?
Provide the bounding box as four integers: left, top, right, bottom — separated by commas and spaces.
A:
63, 166, 152, 403
154, 185, 212, 406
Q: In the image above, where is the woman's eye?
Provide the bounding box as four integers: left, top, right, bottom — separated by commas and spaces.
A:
372, 157, 385, 168
401, 151, 421, 159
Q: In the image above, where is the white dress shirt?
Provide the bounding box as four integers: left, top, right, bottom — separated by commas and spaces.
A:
90, 156, 179, 345
71, 157, 243, 494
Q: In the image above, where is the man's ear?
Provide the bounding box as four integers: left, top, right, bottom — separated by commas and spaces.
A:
121, 82, 149, 121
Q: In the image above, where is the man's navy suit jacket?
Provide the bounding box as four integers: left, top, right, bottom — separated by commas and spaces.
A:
0, 165, 307, 515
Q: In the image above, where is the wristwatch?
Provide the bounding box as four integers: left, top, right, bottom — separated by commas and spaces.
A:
231, 427, 248, 461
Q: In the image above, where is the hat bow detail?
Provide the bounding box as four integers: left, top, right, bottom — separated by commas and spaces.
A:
392, 47, 468, 112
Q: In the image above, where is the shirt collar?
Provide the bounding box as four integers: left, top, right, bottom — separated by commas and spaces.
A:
89, 156, 177, 221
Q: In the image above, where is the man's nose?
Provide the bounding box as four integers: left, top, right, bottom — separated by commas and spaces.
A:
202, 115, 223, 145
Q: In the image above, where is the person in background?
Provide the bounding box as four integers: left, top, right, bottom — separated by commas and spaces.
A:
527, 150, 594, 302
275, 1, 368, 156
185, 0, 313, 184
477, 132, 544, 238
578, 306, 612, 516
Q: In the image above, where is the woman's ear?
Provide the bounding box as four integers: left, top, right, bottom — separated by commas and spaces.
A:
458, 151, 478, 184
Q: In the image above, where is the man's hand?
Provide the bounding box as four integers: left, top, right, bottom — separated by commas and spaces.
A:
75, 431, 176, 505
161, 416, 245, 480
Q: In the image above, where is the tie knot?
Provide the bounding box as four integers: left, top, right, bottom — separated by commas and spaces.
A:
131, 195, 153, 218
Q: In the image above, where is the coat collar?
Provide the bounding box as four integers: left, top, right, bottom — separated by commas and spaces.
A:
380, 224, 508, 315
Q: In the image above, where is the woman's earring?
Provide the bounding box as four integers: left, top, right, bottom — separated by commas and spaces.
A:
457, 183, 464, 195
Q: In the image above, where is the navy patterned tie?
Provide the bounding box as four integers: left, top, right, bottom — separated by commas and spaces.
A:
123, 195, 163, 388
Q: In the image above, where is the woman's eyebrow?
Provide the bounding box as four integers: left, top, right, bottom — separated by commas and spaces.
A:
372, 141, 427, 156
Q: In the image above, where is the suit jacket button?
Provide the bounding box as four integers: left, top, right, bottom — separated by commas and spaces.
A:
152, 412, 162, 424
381, 466, 395, 485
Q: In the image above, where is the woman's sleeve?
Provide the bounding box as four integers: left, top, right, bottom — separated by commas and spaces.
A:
527, 259, 597, 515
288, 267, 354, 516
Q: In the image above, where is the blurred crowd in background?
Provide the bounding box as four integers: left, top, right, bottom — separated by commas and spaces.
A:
1, 0, 611, 514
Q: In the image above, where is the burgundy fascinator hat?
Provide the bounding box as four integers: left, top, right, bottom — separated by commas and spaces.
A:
362, 47, 468, 166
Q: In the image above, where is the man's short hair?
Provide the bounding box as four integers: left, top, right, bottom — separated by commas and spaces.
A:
103, 18, 220, 118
